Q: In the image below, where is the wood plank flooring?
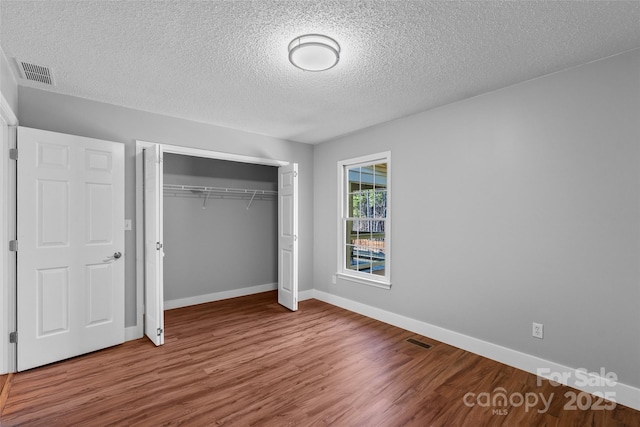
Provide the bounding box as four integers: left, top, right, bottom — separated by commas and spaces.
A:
0, 373, 11, 416
1, 291, 638, 426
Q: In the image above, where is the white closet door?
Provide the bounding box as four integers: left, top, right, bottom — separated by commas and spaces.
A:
17, 127, 125, 371
278, 163, 298, 311
144, 145, 164, 345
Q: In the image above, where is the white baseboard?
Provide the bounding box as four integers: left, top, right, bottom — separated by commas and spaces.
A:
164, 283, 278, 310
124, 325, 143, 342
311, 289, 640, 411
298, 289, 314, 301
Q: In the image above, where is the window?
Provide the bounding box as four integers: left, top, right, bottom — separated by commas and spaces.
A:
338, 152, 391, 288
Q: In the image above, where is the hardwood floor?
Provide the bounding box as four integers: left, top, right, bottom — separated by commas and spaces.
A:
1, 291, 638, 426
0, 373, 12, 415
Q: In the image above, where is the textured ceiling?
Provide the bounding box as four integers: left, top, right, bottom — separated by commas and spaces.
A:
1, 1, 639, 144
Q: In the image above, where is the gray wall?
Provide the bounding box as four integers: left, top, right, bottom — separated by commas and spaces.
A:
313, 49, 640, 387
0, 49, 17, 113
163, 154, 277, 301
18, 88, 314, 327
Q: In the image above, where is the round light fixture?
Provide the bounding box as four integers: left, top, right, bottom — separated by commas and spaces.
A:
288, 34, 340, 72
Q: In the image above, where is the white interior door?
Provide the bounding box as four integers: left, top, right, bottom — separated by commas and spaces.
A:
144, 145, 164, 345
278, 163, 298, 311
17, 127, 125, 371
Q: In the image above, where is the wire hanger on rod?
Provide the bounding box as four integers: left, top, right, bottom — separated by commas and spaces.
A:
246, 190, 257, 210
202, 189, 211, 209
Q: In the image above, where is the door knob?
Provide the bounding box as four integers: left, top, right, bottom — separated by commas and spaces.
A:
113, 251, 122, 259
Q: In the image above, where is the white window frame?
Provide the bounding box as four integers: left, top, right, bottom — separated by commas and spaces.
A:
337, 151, 391, 289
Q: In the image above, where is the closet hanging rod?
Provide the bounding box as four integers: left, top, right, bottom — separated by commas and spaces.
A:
163, 184, 277, 197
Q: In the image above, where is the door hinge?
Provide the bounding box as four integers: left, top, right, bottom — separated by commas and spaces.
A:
9, 331, 17, 343
157, 328, 163, 336
156, 242, 163, 250
293, 171, 298, 178
9, 240, 17, 252
9, 148, 18, 160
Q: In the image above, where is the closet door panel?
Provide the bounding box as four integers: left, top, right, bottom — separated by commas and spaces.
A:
144, 145, 164, 346
278, 163, 298, 311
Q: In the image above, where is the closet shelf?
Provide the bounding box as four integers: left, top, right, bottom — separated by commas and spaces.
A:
163, 184, 277, 200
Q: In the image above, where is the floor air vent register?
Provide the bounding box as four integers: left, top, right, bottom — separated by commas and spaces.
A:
406, 338, 432, 349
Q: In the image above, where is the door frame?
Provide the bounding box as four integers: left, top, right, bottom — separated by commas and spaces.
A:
134, 141, 291, 339
0, 93, 18, 374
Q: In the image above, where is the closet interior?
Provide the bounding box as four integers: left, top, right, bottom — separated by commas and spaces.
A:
162, 153, 279, 309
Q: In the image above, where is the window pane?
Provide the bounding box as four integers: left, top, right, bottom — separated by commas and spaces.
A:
346, 220, 360, 271
348, 192, 356, 217
345, 244, 359, 271
349, 192, 366, 218
371, 232, 385, 275
355, 191, 368, 218
351, 241, 370, 272
348, 190, 387, 219
374, 163, 387, 190
367, 219, 385, 233
348, 167, 361, 193
360, 166, 375, 191
373, 190, 386, 218
346, 220, 358, 245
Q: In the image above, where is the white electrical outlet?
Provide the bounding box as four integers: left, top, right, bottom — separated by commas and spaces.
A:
532, 322, 544, 339
124, 219, 132, 231
331, 275, 337, 284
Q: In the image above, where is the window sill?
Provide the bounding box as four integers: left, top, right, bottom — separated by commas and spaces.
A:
336, 273, 391, 290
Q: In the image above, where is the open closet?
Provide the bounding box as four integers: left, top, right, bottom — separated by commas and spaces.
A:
137, 141, 299, 347
162, 154, 278, 309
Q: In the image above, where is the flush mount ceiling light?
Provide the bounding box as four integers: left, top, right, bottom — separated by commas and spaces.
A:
288, 34, 340, 72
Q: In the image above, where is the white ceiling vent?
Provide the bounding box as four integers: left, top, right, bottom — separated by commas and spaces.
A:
16, 59, 55, 85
